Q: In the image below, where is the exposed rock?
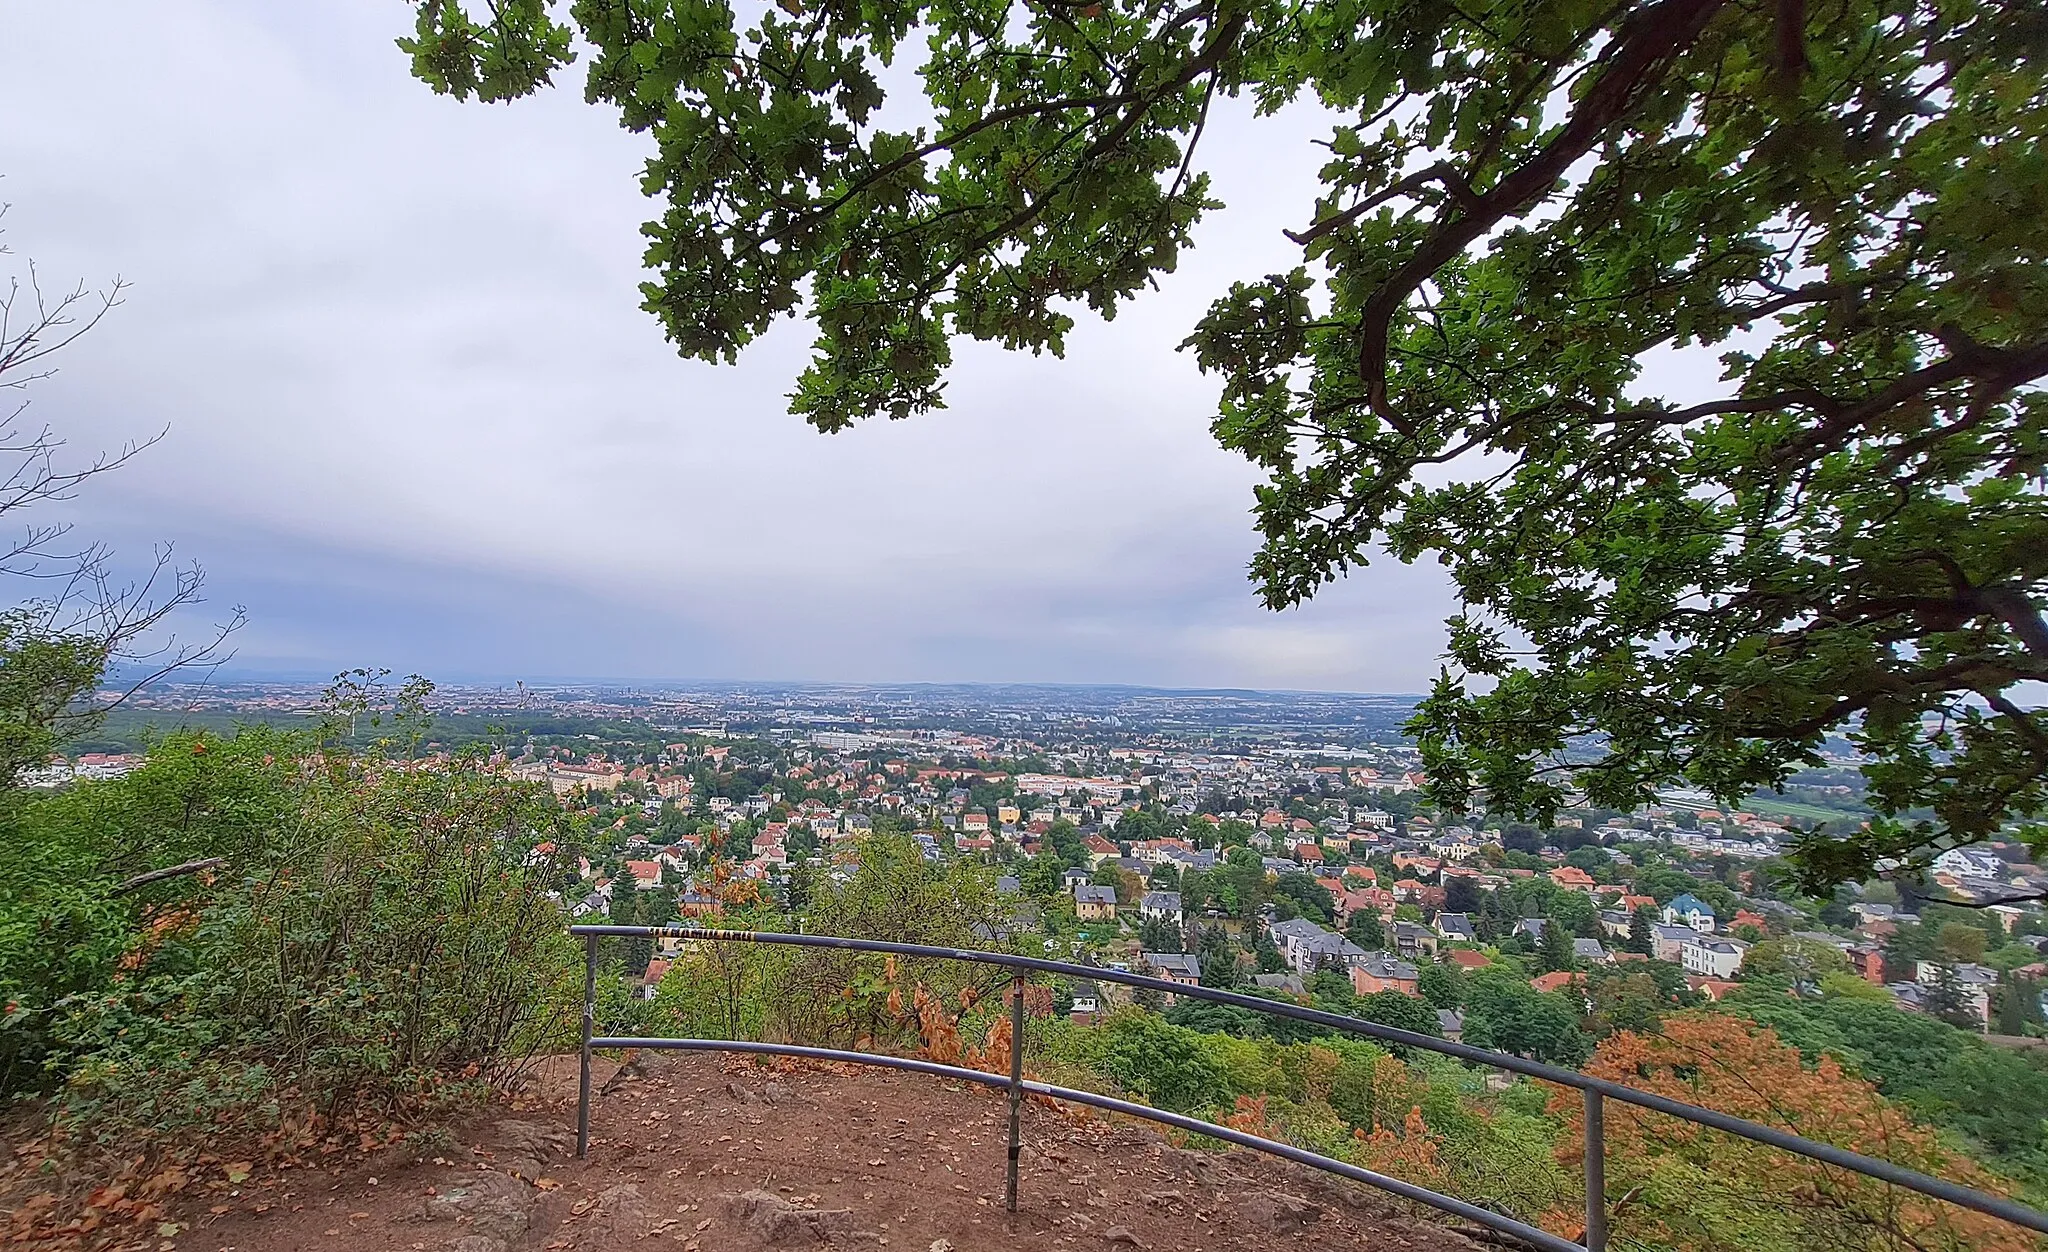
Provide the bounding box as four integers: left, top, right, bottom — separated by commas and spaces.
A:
1242, 1191, 1321, 1234
720, 1188, 857, 1245
487, 1119, 574, 1183
419, 1172, 537, 1239
1101, 1225, 1145, 1247
451, 1237, 508, 1252
577, 1182, 655, 1242
491, 1119, 575, 1162
762, 1080, 790, 1106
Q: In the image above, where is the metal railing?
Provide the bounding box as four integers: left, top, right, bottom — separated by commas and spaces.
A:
569, 925, 2048, 1252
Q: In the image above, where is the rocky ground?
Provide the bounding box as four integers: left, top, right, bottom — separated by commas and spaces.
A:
29, 1052, 1482, 1252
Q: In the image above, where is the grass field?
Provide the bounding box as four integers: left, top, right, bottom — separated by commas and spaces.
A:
1741, 793, 1868, 823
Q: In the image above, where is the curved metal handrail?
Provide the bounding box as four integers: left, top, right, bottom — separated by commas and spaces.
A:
585, 1035, 1583, 1252
569, 924, 2048, 1249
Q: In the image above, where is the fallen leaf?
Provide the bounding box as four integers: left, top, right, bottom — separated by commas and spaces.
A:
223, 1163, 252, 1185
571, 1197, 596, 1215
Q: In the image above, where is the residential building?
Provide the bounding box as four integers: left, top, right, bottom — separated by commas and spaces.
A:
1295, 931, 1370, 975
1933, 847, 2008, 879
1548, 865, 1597, 891
1140, 891, 1184, 926
1142, 951, 1202, 990
1434, 912, 1477, 943
1348, 951, 1420, 996
1681, 937, 1749, 978
624, 860, 663, 890
1650, 923, 1700, 962
1069, 981, 1102, 1021
1391, 921, 1439, 960
1436, 1009, 1465, 1043
1075, 885, 1119, 922
1267, 917, 1333, 972
1663, 893, 1717, 932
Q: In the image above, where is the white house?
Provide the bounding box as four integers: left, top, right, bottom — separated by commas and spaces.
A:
1932, 848, 2007, 879
1681, 937, 1749, 978
1140, 891, 1184, 926
1662, 893, 1717, 933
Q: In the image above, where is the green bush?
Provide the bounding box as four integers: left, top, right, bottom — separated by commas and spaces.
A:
1081, 1009, 1232, 1115
1, 728, 305, 1095
3, 729, 585, 1152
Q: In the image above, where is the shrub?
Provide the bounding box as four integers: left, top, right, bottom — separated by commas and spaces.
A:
29, 734, 584, 1152
1088, 1009, 1231, 1115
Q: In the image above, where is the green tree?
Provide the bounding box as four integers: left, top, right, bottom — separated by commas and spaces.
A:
1090, 1010, 1230, 1114
1537, 917, 1575, 974
403, 0, 2048, 901
1345, 910, 1386, 952
1741, 936, 1849, 988
1936, 921, 1988, 963
1995, 974, 2042, 1036
1463, 970, 1589, 1066
785, 858, 816, 912
1197, 926, 1240, 989
1730, 986, 2048, 1171
1417, 959, 1463, 1010
1815, 970, 1893, 1005
1442, 875, 1480, 916
1626, 907, 1655, 956
1139, 915, 1183, 954
1356, 990, 1441, 1039
1252, 931, 1285, 974
1920, 962, 1982, 1033
1020, 852, 1065, 898
1269, 870, 1335, 923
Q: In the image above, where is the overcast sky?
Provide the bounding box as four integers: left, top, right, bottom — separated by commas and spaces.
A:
0, 1, 1476, 691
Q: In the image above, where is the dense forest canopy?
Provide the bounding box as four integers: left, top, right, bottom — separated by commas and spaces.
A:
400, 0, 2048, 896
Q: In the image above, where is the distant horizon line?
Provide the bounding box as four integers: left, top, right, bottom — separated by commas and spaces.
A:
119, 665, 1427, 703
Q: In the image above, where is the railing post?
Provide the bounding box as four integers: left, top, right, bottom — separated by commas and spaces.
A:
577, 931, 598, 1159
1005, 973, 1026, 1213
1583, 1088, 1605, 1252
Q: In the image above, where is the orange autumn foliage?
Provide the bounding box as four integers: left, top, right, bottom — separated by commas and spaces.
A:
1552, 1012, 2038, 1252
1223, 1094, 1282, 1141
1351, 1105, 1444, 1184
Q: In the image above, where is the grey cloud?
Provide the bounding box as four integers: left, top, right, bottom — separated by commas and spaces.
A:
1, 0, 1460, 691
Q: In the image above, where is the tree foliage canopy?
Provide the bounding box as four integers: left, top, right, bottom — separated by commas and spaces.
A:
402, 0, 2048, 891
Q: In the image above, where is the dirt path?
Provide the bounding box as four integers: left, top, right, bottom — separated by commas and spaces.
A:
152, 1052, 1477, 1252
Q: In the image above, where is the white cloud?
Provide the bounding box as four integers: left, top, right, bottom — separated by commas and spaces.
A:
0, 0, 1461, 689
